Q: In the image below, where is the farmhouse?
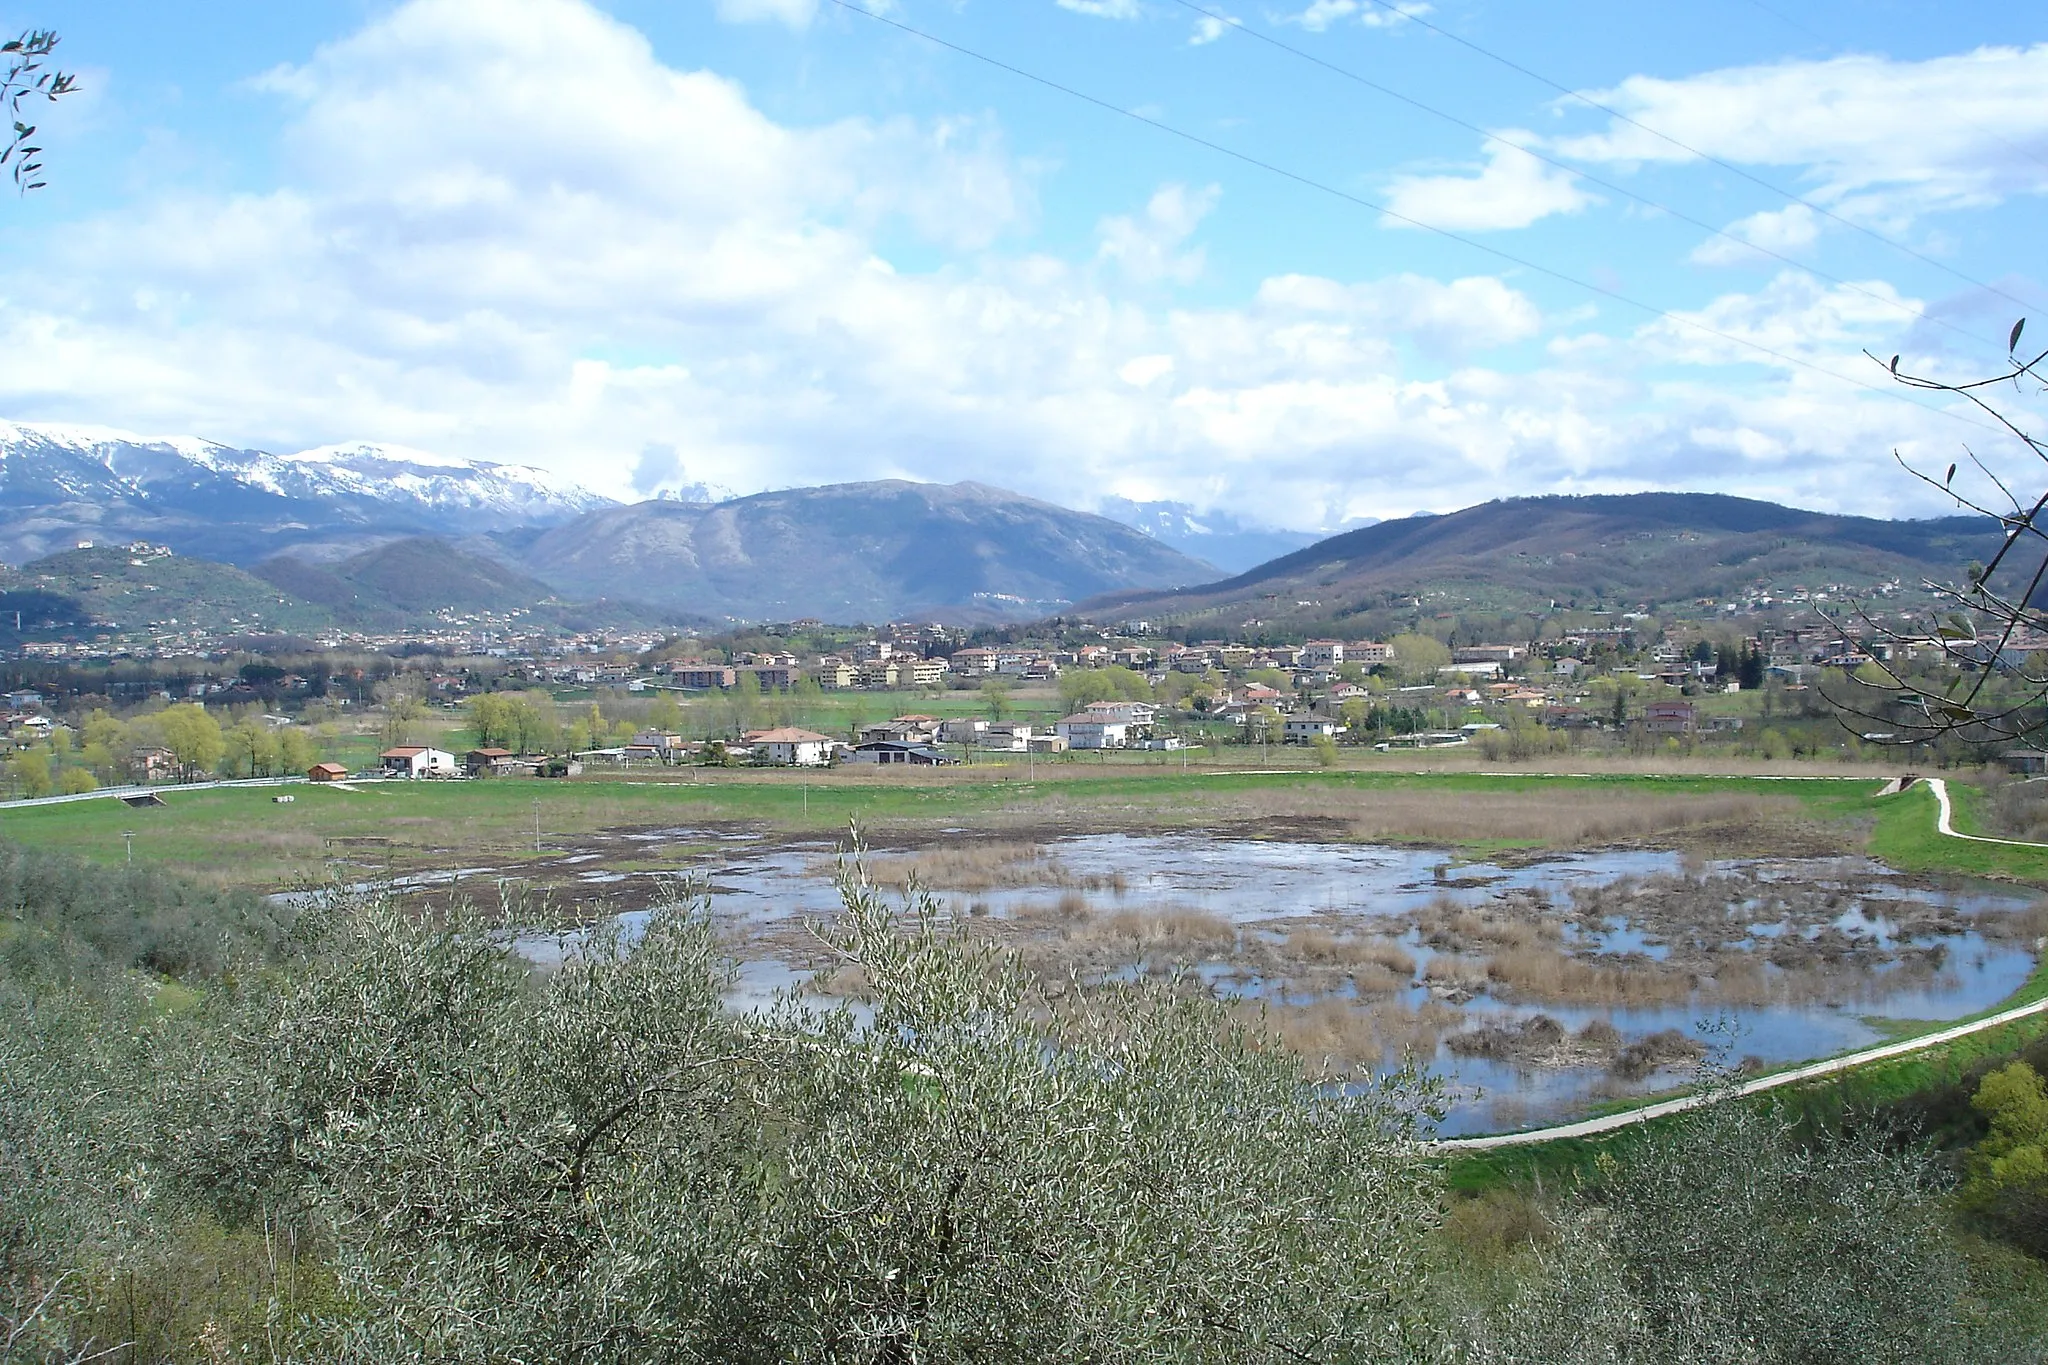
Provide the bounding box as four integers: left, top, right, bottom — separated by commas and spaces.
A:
380, 746, 458, 778
751, 727, 835, 767
1283, 717, 1343, 743
1056, 713, 1129, 749
848, 740, 958, 766
1642, 701, 1698, 734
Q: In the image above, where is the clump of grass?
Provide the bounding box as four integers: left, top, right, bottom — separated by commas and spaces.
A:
1481, 947, 1695, 1006
1244, 997, 1463, 1074
1609, 1028, 1707, 1080
1422, 955, 1491, 993
851, 842, 1130, 895
1441, 1187, 1557, 1263
1283, 928, 1417, 975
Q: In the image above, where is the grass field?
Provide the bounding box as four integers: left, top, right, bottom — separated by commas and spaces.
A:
3, 760, 2036, 890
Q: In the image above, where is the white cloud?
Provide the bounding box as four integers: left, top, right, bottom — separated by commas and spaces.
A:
0, 0, 2002, 532
713, 0, 817, 28
1056, 0, 1142, 17
1285, 0, 1356, 30
1554, 45, 2048, 222
1384, 135, 1597, 232
1097, 183, 1220, 283
1276, 0, 1429, 32
1254, 272, 1543, 357
1689, 205, 1821, 267
1639, 270, 1921, 371
1359, 2, 1432, 26
1189, 13, 1233, 44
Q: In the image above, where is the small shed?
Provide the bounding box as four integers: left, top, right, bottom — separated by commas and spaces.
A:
307, 762, 350, 782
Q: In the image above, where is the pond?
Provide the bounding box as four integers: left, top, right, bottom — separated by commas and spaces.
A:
368, 825, 2044, 1138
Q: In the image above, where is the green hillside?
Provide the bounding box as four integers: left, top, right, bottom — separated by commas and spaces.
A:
257, 537, 688, 630
0, 545, 337, 637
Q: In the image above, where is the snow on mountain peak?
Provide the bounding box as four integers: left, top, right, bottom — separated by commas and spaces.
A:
0, 418, 613, 523
286, 440, 475, 471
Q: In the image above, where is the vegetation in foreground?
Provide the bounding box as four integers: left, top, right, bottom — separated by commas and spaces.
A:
5, 838, 2048, 1363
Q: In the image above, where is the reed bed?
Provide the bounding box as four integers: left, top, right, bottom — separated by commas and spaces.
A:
1479, 947, 1695, 1006
1244, 997, 1466, 1075
1279, 927, 1417, 975
1180, 785, 1798, 848
831, 842, 1129, 894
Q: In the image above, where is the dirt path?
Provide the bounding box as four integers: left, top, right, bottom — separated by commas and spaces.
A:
1437, 776, 2048, 1151
1436, 992, 2048, 1151
1922, 776, 2048, 850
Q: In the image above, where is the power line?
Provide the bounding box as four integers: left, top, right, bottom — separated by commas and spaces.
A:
821, 0, 1992, 433
1169, 0, 2004, 363
1354, 0, 2042, 314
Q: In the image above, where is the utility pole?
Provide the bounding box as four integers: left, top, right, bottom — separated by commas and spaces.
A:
532, 799, 541, 852
122, 830, 135, 864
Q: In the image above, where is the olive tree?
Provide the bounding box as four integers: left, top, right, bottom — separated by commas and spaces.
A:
1462, 1085, 2038, 1364
178, 864, 1450, 1362
739, 867, 1447, 1362
2, 30, 75, 194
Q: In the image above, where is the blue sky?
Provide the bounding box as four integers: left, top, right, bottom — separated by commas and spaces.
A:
5, 0, 2047, 529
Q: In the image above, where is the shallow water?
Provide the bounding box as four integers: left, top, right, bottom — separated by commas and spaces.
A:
387, 825, 2038, 1138
692, 832, 2034, 1135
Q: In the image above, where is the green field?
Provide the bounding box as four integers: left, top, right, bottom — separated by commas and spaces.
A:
4, 764, 2038, 890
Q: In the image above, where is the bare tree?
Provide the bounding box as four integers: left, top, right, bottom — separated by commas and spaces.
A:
2, 29, 77, 194
1825, 320, 2048, 751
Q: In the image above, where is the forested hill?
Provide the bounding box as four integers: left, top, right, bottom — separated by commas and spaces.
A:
1078, 492, 2002, 629
519, 479, 1222, 624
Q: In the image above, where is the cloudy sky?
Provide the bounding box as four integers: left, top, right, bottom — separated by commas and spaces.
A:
5, 0, 2046, 529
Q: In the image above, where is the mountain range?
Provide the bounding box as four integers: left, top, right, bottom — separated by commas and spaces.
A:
1079, 493, 2005, 629
1095, 498, 1323, 574
0, 421, 607, 566
0, 422, 2009, 633
514, 481, 1221, 623
0, 422, 1230, 626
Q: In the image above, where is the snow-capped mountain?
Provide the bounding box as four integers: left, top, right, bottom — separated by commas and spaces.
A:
1096, 497, 1322, 576
0, 420, 614, 566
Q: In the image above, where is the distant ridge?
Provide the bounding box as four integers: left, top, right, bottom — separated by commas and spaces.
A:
1079, 492, 2002, 626
521, 479, 1223, 623
1096, 497, 1321, 575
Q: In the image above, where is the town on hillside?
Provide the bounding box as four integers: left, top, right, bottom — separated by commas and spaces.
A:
3, 601, 2035, 794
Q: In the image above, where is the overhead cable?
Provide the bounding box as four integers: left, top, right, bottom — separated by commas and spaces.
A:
820, 0, 1995, 434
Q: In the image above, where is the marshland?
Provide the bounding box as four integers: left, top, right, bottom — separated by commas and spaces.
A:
252, 774, 2048, 1136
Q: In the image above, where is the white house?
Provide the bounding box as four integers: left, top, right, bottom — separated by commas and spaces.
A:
752, 727, 834, 767
1080, 700, 1158, 727
1283, 718, 1343, 744
1056, 713, 1129, 749
1301, 640, 1345, 667
380, 745, 458, 777
978, 723, 1034, 751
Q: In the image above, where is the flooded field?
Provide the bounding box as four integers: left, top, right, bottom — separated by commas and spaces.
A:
363, 823, 2043, 1137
